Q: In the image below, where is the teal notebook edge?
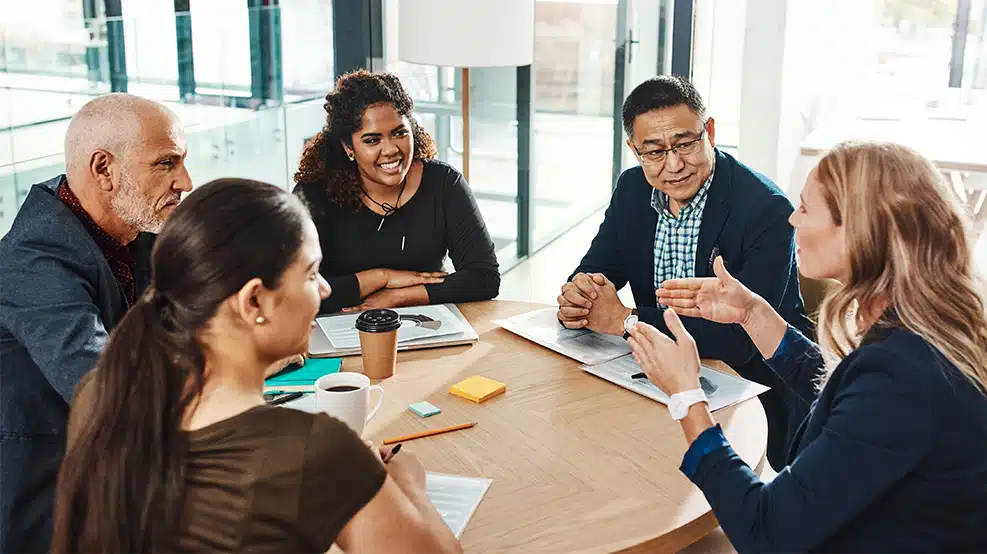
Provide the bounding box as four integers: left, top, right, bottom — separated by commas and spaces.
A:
265, 358, 341, 386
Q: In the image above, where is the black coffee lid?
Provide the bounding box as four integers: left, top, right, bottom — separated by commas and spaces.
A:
355, 309, 401, 333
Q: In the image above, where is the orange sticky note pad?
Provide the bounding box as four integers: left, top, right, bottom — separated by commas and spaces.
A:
449, 376, 506, 403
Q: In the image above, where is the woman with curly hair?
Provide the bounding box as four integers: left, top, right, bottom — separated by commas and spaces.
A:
294, 71, 500, 313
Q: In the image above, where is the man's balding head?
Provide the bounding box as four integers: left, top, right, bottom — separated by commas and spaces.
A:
65, 93, 177, 175
63, 93, 191, 239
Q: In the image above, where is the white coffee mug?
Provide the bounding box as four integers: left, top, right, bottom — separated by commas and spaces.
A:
314, 372, 384, 436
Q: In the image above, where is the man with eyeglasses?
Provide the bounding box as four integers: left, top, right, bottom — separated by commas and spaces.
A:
557, 75, 811, 469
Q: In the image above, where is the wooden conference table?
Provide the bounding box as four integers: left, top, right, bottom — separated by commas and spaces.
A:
339, 300, 768, 553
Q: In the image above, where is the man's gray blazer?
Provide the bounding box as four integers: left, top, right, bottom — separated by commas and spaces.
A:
0, 175, 154, 552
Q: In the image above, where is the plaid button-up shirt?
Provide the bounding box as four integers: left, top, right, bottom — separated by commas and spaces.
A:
652, 164, 715, 291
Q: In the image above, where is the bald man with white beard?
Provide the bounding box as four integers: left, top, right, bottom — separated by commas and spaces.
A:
0, 94, 191, 552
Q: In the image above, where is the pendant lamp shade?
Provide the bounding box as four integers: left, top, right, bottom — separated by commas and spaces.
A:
398, 0, 535, 67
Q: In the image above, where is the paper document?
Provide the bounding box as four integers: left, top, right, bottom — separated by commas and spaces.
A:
495, 308, 631, 365
582, 355, 769, 412
319, 305, 464, 350
281, 393, 319, 413
426, 472, 492, 538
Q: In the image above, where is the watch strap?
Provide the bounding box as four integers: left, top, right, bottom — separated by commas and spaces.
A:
669, 388, 708, 420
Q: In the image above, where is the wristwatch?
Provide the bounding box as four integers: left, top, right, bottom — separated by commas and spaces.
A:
668, 389, 709, 420
622, 308, 639, 340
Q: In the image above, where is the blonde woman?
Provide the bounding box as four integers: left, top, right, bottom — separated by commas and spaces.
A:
628, 141, 987, 552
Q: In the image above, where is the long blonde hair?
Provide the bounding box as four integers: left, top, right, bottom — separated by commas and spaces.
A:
814, 141, 987, 392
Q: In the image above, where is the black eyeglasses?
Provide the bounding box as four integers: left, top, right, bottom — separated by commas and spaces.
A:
632, 123, 708, 166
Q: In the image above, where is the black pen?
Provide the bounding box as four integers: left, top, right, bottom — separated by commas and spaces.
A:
630, 372, 647, 380
383, 443, 402, 463
266, 391, 304, 406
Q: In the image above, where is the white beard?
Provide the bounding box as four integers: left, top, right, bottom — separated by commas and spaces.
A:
110, 168, 167, 234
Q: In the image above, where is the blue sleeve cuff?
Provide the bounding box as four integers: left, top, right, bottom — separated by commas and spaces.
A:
767, 325, 808, 362
680, 424, 730, 479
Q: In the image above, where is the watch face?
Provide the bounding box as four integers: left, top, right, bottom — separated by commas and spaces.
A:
670, 399, 687, 420
624, 314, 639, 333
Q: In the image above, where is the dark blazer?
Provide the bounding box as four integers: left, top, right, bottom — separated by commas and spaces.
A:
0, 176, 154, 553
572, 149, 811, 467
692, 325, 987, 552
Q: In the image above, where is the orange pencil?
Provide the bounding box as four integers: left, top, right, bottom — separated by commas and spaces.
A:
382, 422, 476, 445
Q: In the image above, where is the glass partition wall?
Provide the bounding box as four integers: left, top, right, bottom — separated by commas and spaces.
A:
2, 0, 681, 272
376, 0, 678, 267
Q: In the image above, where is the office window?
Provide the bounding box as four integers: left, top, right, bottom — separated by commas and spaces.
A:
695, 0, 987, 268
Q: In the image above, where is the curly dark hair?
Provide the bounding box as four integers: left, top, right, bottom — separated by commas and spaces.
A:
294, 70, 437, 209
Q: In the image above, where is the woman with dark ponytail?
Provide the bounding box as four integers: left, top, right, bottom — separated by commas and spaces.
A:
51, 178, 462, 553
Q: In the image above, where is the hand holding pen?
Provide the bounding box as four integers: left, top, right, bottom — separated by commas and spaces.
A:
366, 441, 403, 464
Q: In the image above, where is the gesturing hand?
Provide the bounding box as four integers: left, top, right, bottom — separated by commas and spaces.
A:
657, 256, 757, 325
626, 309, 701, 396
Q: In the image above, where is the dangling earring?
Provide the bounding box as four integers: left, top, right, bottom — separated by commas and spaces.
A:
255, 316, 266, 324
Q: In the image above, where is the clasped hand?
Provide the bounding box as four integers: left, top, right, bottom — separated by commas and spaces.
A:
556, 272, 628, 336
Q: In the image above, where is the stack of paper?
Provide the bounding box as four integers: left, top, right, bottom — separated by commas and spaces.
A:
449, 376, 506, 403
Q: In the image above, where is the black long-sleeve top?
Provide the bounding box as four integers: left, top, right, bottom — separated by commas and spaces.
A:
294, 159, 500, 313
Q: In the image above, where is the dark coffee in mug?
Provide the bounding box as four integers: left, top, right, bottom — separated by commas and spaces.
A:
325, 385, 360, 393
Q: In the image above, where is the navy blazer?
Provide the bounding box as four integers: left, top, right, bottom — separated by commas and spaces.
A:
0, 177, 154, 553
572, 149, 811, 369
572, 150, 811, 468
691, 325, 987, 552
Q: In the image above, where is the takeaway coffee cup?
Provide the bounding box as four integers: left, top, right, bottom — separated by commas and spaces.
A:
355, 309, 401, 379
314, 372, 383, 437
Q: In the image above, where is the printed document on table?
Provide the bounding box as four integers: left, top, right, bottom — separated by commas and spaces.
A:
318, 305, 464, 349
581, 355, 769, 412
494, 307, 631, 366
426, 472, 492, 539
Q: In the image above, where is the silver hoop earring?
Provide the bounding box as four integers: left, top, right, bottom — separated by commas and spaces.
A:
255, 316, 266, 324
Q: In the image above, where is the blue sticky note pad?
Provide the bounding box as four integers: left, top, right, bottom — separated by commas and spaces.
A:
409, 401, 441, 418
265, 358, 341, 387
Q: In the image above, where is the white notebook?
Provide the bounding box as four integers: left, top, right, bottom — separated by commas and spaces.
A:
497, 307, 769, 412
582, 355, 769, 412
494, 307, 631, 366
318, 304, 465, 349
308, 304, 479, 358
426, 472, 492, 538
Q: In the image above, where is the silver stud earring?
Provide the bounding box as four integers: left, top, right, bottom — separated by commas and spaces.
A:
255, 316, 266, 324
